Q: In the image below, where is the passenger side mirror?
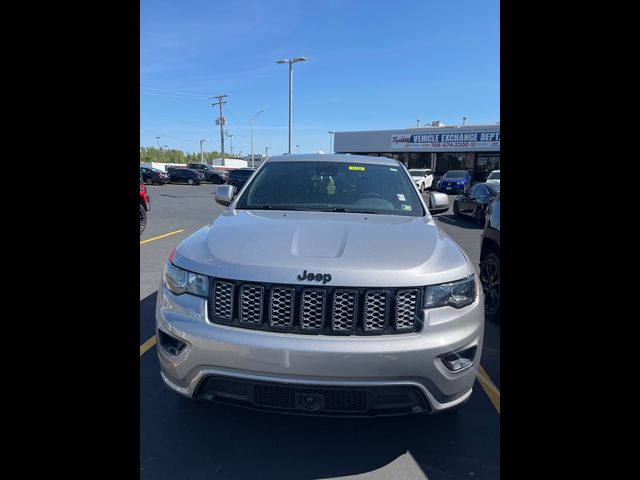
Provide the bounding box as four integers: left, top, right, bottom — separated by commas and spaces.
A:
427, 192, 449, 216
215, 185, 235, 206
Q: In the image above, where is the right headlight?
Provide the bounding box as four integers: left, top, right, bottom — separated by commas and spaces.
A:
424, 275, 477, 309
163, 262, 209, 297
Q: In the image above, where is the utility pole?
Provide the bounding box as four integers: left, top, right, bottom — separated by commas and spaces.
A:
200, 139, 206, 163
212, 95, 227, 166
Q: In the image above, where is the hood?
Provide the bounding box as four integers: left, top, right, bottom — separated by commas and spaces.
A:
173, 210, 471, 288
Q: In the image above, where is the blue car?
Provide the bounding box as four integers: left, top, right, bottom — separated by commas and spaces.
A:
437, 170, 472, 194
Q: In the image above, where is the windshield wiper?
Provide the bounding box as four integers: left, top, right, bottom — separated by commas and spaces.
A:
244, 205, 314, 211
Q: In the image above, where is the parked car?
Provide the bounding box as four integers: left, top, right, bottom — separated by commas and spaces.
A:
452, 183, 500, 226
141, 167, 169, 185
437, 170, 473, 194
479, 194, 500, 323
408, 168, 434, 192
140, 178, 151, 235
156, 154, 484, 416
486, 169, 500, 185
227, 168, 256, 192
169, 168, 203, 185
187, 163, 228, 184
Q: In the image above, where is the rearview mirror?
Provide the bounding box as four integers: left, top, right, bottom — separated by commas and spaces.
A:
427, 192, 449, 216
215, 185, 235, 206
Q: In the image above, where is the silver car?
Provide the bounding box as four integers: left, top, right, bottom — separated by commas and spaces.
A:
156, 154, 484, 416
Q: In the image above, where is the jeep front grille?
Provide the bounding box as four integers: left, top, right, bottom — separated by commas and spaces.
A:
209, 279, 422, 335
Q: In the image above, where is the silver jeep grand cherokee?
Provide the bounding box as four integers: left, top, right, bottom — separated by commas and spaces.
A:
156, 154, 484, 416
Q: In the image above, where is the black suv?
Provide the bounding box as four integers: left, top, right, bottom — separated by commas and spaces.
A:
168, 168, 203, 185
227, 168, 255, 191
187, 163, 228, 184
479, 194, 500, 323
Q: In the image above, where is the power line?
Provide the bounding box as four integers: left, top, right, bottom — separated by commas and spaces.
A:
140, 86, 211, 98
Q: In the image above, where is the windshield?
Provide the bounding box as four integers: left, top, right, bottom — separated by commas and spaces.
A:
444, 170, 467, 178
235, 161, 425, 217
488, 171, 500, 179
408, 169, 426, 176
488, 184, 500, 193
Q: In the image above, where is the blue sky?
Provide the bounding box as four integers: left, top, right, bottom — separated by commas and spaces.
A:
141, 0, 499, 156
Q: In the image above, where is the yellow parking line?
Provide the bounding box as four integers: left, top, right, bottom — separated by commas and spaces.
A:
477, 364, 500, 414
140, 336, 156, 356
140, 229, 184, 245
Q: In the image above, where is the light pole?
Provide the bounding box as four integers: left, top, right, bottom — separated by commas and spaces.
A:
200, 139, 207, 163
156, 136, 160, 149
296, 144, 300, 154
250, 110, 264, 168
276, 57, 307, 153
227, 134, 234, 156
265, 146, 271, 159
328, 131, 334, 154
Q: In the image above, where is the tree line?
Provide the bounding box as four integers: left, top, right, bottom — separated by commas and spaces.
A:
140, 147, 240, 164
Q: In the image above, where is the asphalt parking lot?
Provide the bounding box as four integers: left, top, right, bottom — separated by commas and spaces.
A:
140, 183, 500, 480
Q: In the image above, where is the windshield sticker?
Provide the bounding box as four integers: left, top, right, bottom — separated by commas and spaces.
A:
401, 204, 412, 211
397, 193, 406, 201
348, 165, 365, 171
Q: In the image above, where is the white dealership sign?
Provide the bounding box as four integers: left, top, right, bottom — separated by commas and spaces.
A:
391, 131, 500, 150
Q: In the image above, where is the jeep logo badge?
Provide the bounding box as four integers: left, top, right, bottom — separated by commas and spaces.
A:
297, 270, 332, 284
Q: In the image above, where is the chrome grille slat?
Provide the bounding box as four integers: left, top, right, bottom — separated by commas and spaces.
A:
269, 287, 295, 328
240, 284, 264, 325
213, 281, 235, 321
364, 290, 389, 332
300, 289, 326, 331
395, 289, 420, 331
332, 290, 357, 331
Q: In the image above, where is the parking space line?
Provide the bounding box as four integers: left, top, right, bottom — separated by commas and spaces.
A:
140, 229, 184, 245
477, 364, 500, 414
140, 336, 156, 356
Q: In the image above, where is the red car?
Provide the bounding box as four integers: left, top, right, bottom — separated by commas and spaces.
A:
140, 179, 151, 235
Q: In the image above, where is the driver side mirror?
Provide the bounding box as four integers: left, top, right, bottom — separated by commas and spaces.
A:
215, 185, 235, 206
427, 192, 449, 216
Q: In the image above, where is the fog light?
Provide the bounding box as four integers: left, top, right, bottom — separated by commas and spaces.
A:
158, 330, 187, 356
440, 346, 477, 372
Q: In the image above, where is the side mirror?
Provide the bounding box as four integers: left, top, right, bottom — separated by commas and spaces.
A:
215, 185, 235, 206
427, 192, 449, 216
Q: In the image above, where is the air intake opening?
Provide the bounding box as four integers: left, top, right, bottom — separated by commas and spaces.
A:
158, 330, 188, 356
440, 345, 477, 372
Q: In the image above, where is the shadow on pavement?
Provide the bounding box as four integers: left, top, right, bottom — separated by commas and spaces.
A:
436, 214, 484, 230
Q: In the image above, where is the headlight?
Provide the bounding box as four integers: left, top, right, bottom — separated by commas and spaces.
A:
163, 262, 209, 297
424, 275, 477, 309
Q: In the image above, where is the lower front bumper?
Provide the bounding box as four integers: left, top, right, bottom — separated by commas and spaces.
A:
156, 284, 484, 415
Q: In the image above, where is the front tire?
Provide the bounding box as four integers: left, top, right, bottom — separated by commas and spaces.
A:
145, 178, 153, 185
480, 252, 500, 323
140, 204, 147, 236
187, 178, 195, 185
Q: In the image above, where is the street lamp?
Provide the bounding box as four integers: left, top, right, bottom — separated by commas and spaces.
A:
276, 56, 307, 154
328, 131, 334, 154
250, 110, 264, 168
296, 144, 300, 154
155, 136, 160, 149
200, 139, 207, 163
265, 146, 271, 159
227, 134, 234, 156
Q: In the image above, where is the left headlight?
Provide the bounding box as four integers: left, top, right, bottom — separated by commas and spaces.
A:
163, 262, 209, 297
424, 275, 477, 309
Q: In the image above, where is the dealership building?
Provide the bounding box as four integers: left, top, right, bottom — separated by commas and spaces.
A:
333, 122, 500, 181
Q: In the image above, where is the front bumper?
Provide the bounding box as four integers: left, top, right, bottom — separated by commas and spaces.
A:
155, 283, 484, 415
